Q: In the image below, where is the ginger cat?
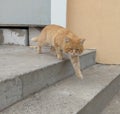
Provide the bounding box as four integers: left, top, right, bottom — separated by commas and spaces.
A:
31, 24, 85, 79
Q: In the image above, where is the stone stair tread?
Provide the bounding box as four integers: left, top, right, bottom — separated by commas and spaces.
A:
0, 45, 60, 82
1, 64, 120, 114
0, 45, 96, 111
101, 90, 120, 114
0, 45, 94, 82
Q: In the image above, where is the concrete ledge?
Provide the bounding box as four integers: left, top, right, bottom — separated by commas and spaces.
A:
0, 45, 96, 111
1, 64, 120, 114
101, 89, 120, 114
78, 74, 120, 114
0, 78, 22, 111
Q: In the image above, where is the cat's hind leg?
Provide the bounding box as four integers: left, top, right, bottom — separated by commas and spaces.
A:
29, 46, 37, 49
36, 38, 47, 54
50, 46, 56, 52
30, 45, 42, 54
37, 45, 42, 54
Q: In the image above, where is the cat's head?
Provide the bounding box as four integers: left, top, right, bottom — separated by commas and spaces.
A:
63, 37, 85, 56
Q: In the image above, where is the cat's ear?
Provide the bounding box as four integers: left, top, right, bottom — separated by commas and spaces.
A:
64, 37, 71, 43
80, 39, 86, 45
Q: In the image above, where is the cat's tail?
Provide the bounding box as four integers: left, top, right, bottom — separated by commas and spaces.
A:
31, 37, 38, 42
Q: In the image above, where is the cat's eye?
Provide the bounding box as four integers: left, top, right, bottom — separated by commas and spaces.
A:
76, 49, 80, 53
68, 48, 72, 51
76, 49, 79, 51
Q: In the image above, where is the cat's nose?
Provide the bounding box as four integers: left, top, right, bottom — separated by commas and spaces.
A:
72, 50, 76, 55
73, 50, 76, 53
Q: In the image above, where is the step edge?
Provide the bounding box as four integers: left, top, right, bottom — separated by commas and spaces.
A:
0, 49, 96, 83
77, 74, 120, 114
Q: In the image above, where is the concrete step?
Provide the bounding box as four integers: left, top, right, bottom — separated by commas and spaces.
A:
101, 90, 120, 114
0, 64, 120, 114
0, 45, 96, 111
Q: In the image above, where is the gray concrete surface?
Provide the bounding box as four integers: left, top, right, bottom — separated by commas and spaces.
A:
0, 45, 96, 111
0, 64, 120, 114
101, 90, 120, 114
0, 29, 28, 46
0, 45, 60, 81
78, 75, 120, 114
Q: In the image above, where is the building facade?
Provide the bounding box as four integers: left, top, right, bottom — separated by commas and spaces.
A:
67, 0, 120, 64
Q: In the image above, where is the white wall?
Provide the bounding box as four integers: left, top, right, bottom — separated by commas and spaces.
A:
51, 0, 67, 27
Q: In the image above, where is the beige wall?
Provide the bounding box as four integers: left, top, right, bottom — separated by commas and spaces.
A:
67, 0, 120, 64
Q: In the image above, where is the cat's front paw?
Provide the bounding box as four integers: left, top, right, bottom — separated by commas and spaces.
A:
57, 54, 63, 60
76, 72, 83, 79
57, 56, 63, 60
